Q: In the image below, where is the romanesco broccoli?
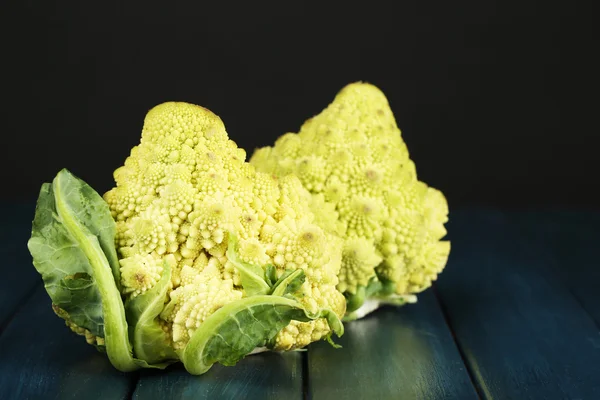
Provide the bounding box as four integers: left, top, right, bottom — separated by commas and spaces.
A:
28, 102, 344, 375
250, 82, 450, 319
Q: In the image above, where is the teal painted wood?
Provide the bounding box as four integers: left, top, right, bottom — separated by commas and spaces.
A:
436, 210, 600, 399
133, 351, 303, 400
0, 288, 136, 400
509, 211, 600, 326
0, 202, 40, 331
307, 291, 479, 400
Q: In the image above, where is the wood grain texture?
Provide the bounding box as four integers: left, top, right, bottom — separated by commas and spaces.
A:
3, 204, 600, 399
436, 209, 600, 400
0, 288, 136, 400
509, 211, 600, 327
133, 351, 303, 400
307, 291, 479, 400
0, 202, 40, 331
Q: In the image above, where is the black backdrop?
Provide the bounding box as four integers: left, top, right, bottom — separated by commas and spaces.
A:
1, 1, 597, 209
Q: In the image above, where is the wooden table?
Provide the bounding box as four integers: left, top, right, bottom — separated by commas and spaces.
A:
1, 204, 599, 399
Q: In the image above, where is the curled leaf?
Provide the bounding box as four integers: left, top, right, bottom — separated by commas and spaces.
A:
226, 234, 271, 296
181, 295, 343, 375
28, 169, 138, 372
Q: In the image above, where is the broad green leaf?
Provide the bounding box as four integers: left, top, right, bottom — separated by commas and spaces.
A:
28, 169, 138, 372
181, 295, 344, 375
125, 259, 178, 366
226, 234, 270, 296
270, 269, 305, 297
53, 169, 123, 291
28, 183, 104, 336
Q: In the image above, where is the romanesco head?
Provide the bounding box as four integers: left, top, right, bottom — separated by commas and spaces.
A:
104, 102, 345, 351
250, 83, 450, 302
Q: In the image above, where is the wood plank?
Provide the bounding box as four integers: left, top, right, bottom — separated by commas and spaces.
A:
0, 288, 136, 400
133, 351, 304, 400
0, 202, 41, 330
307, 291, 479, 400
435, 209, 600, 400
509, 211, 600, 326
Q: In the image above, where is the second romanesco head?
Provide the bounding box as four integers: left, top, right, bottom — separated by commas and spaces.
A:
250, 83, 450, 317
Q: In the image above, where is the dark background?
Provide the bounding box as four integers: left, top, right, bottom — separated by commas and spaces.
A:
1, 1, 596, 209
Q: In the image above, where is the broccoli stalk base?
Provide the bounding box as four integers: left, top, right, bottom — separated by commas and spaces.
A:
343, 276, 418, 321
344, 295, 418, 321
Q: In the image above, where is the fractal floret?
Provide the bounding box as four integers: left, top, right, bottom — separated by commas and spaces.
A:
28, 102, 344, 375
250, 83, 450, 319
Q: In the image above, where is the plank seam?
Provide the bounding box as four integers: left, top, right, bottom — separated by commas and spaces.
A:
303, 349, 311, 400
126, 371, 141, 400
432, 284, 484, 400
568, 288, 600, 331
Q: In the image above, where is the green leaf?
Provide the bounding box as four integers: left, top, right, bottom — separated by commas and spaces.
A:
265, 265, 278, 287
325, 332, 343, 349
52, 169, 123, 291
28, 183, 105, 336
270, 269, 305, 297
28, 169, 139, 372
226, 234, 271, 296
377, 278, 397, 297
181, 295, 344, 375
343, 275, 418, 321
125, 259, 178, 366
344, 275, 399, 318
365, 277, 384, 297
344, 285, 366, 313
309, 307, 344, 343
